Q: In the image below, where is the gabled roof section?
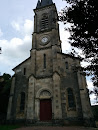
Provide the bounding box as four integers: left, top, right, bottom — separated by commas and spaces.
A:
12, 57, 31, 71
58, 52, 83, 61
36, 0, 53, 9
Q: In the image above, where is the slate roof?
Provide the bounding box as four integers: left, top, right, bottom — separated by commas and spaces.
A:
36, 0, 53, 9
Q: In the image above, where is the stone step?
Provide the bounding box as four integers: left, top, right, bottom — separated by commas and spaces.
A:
26, 120, 63, 126
35, 121, 53, 126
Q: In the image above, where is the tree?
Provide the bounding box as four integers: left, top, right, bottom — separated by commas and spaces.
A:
0, 73, 11, 122
59, 0, 98, 89
92, 105, 98, 121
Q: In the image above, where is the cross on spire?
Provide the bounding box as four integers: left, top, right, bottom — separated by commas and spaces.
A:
0, 47, 2, 54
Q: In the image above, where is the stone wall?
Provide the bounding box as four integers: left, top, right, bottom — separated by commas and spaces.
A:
12, 74, 28, 120
36, 49, 53, 77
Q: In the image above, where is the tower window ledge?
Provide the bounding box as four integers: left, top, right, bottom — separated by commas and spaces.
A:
80, 89, 84, 91
67, 107, 76, 111
43, 69, 46, 71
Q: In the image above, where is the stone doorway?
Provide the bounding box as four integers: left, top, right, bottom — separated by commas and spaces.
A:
40, 99, 52, 121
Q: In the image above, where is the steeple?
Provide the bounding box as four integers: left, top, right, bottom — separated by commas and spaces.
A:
36, 0, 41, 8
36, 0, 53, 9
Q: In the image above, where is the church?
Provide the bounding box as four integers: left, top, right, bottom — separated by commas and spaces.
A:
7, 0, 94, 126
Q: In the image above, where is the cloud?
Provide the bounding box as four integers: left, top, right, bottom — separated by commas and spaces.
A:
11, 19, 33, 35
11, 21, 20, 31
81, 60, 90, 68
87, 79, 98, 105
0, 36, 32, 61
23, 19, 33, 35
59, 23, 71, 53
0, 19, 33, 75
90, 94, 98, 105
87, 80, 94, 91
0, 28, 3, 37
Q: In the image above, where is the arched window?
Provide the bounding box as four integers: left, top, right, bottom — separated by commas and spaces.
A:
43, 54, 46, 69
24, 68, 26, 75
20, 92, 25, 111
65, 62, 68, 69
41, 15, 49, 30
67, 88, 76, 108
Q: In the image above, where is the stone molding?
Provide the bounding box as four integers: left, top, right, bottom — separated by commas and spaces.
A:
28, 74, 52, 80
36, 87, 52, 99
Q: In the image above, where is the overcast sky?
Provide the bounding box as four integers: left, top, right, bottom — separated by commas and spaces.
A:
0, 0, 97, 105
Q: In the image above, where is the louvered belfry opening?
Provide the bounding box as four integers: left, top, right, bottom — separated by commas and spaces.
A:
41, 15, 49, 30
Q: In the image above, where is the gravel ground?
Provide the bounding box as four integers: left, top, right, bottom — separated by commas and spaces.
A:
14, 126, 98, 130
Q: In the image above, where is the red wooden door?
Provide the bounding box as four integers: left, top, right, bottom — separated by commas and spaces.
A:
40, 99, 52, 121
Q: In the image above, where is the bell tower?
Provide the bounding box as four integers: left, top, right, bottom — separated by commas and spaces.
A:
31, 0, 62, 77
34, 0, 57, 32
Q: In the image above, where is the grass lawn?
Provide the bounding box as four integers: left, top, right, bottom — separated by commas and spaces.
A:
0, 125, 20, 130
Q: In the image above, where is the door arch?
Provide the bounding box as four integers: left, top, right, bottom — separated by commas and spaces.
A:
36, 88, 53, 121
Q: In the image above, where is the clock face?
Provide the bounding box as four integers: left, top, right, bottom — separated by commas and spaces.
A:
41, 37, 48, 43
40, 35, 50, 46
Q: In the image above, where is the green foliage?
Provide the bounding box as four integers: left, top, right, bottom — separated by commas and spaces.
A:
59, 0, 98, 88
3, 73, 11, 81
0, 73, 11, 94
0, 73, 12, 120
92, 105, 98, 121
0, 125, 20, 130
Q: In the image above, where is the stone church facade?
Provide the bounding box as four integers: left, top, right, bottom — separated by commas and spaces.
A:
7, 0, 94, 126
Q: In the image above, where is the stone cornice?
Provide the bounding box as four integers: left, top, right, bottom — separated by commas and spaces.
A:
36, 46, 52, 51
29, 71, 61, 80
34, 3, 56, 12
29, 74, 53, 80
31, 44, 61, 51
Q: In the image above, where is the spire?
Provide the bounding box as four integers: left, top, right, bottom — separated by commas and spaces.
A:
36, 0, 53, 9
36, 0, 41, 8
